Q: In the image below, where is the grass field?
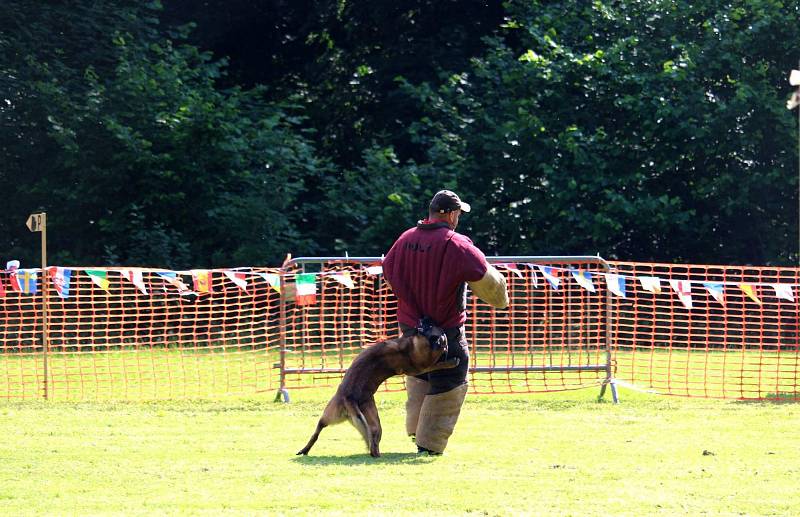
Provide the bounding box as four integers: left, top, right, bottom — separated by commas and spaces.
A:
1, 388, 799, 515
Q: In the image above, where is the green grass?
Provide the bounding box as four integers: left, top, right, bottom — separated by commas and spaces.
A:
2, 346, 800, 401
1, 388, 799, 515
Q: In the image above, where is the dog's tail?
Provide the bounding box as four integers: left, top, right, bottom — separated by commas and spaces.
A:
343, 398, 371, 450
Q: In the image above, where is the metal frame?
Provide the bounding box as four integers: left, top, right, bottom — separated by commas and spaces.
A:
274, 255, 618, 403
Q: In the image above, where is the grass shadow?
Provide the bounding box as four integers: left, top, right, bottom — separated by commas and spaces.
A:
292, 452, 435, 465
733, 392, 800, 404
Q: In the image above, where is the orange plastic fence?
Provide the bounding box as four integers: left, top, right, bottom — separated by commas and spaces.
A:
0, 258, 798, 401
0, 267, 281, 399
610, 261, 800, 400
277, 257, 613, 400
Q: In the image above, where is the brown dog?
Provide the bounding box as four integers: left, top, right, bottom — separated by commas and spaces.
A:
297, 321, 458, 457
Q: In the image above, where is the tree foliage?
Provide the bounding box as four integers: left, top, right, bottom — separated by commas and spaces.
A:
2, 0, 800, 266
2, 0, 322, 267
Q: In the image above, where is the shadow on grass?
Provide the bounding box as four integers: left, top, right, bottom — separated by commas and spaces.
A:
292, 452, 435, 465
733, 392, 800, 405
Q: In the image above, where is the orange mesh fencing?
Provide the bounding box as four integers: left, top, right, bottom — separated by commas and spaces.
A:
278, 257, 613, 398
1, 258, 798, 401
609, 261, 800, 400
0, 267, 281, 400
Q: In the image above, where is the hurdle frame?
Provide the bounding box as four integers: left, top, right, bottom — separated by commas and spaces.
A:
274, 255, 618, 403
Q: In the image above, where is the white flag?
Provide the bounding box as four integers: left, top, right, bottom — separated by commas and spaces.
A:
639, 276, 662, 294
670, 279, 693, 309
772, 284, 795, 302
119, 269, 148, 295
604, 274, 626, 298
224, 271, 248, 291
331, 272, 355, 288
365, 265, 383, 275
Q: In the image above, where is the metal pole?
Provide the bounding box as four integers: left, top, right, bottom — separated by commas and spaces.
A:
41, 213, 49, 400
274, 269, 289, 403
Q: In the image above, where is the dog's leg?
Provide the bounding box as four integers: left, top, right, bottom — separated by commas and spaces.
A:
343, 397, 375, 456
360, 396, 382, 458
297, 398, 346, 456
296, 419, 326, 456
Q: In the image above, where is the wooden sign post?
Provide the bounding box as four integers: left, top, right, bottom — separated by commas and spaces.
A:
27, 212, 49, 399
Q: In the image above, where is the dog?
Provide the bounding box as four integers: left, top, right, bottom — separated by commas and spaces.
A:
297, 318, 459, 458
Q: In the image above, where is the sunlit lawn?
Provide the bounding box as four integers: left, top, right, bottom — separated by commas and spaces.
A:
0, 389, 799, 515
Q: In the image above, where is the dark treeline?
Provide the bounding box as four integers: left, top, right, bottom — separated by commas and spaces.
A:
2, 0, 799, 268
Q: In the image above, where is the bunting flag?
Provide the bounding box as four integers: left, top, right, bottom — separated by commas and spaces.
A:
86, 270, 110, 292
702, 282, 724, 305
605, 273, 626, 298
49, 267, 72, 299
496, 263, 524, 278
669, 279, 693, 309
295, 273, 317, 305
224, 271, 248, 291
331, 271, 355, 289
537, 265, 560, 290
639, 276, 662, 294
7, 260, 20, 293
365, 265, 383, 275
16, 269, 38, 294
156, 272, 191, 293
738, 283, 761, 305
192, 270, 213, 294
259, 273, 281, 294
120, 269, 148, 295
772, 284, 795, 302
570, 269, 595, 292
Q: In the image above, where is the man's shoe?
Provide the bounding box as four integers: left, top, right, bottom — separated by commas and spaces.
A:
417, 445, 442, 456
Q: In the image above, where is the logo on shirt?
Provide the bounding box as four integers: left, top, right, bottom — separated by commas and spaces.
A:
403, 242, 432, 253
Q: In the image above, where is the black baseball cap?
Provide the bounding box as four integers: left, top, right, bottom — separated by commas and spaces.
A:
429, 190, 471, 214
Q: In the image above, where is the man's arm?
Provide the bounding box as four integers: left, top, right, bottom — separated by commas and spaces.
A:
467, 265, 509, 309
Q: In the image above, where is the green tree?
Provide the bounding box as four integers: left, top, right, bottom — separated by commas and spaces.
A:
1, 0, 324, 267
404, 0, 800, 264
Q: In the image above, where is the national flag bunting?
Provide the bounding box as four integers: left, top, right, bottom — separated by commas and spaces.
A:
120, 269, 148, 295
6, 260, 20, 293
156, 272, 191, 294
702, 282, 724, 305
16, 269, 38, 294
295, 273, 317, 305
738, 283, 761, 305
331, 271, 355, 289
639, 276, 662, 294
537, 265, 560, 290
224, 271, 248, 291
49, 267, 72, 299
365, 265, 383, 275
86, 270, 110, 291
669, 279, 693, 309
496, 263, 524, 278
605, 273, 626, 298
192, 270, 213, 294
259, 273, 281, 293
570, 269, 595, 292
772, 284, 795, 302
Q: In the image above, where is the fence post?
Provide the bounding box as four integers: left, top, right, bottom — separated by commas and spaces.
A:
274, 268, 289, 403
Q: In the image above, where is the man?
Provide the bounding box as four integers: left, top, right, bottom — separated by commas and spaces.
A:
382, 190, 509, 455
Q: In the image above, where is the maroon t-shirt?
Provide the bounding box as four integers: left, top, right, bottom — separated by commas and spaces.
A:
383, 220, 489, 329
